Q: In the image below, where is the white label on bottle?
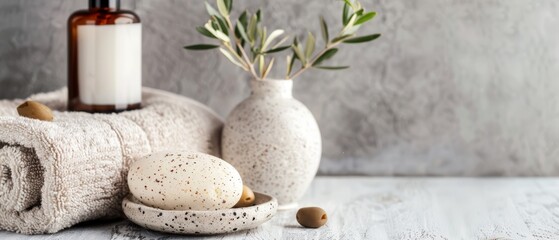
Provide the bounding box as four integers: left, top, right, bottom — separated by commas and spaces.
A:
77, 23, 142, 106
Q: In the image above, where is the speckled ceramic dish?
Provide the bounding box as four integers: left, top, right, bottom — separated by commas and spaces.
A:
122, 192, 278, 235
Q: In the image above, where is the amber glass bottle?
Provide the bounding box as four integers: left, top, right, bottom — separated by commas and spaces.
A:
68, 0, 142, 113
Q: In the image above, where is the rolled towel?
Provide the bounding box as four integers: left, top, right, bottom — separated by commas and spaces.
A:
0, 88, 223, 234
0, 145, 43, 212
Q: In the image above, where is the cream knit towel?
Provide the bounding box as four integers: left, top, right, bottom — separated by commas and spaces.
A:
0, 88, 223, 234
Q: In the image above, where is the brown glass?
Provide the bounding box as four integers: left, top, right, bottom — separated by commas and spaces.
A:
68, 5, 141, 113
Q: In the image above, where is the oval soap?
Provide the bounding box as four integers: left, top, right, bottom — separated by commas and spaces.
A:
128, 152, 243, 211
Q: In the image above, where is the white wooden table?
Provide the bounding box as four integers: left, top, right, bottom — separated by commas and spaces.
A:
1, 177, 558, 240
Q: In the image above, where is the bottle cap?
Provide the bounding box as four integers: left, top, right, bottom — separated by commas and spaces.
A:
89, 0, 120, 9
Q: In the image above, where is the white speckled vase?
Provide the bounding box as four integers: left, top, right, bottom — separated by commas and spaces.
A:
222, 79, 322, 209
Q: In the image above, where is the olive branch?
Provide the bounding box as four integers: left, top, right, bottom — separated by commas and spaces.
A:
185, 0, 381, 80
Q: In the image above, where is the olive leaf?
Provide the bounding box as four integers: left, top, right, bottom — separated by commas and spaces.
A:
235, 23, 250, 44
286, 55, 293, 77
314, 66, 349, 70
196, 26, 217, 39
292, 38, 306, 65
225, 0, 233, 12
238, 11, 248, 27
247, 15, 258, 43
213, 16, 229, 33
287, 52, 298, 77
264, 46, 291, 54
320, 16, 329, 43
313, 48, 338, 66
184, 44, 220, 50
205, 2, 221, 18
217, 0, 229, 17
259, 26, 268, 51
211, 19, 221, 32
305, 32, 316, 60
343, 33, 381, 43
343, 0, 353, 9
204, 22, 230, 42
342, 2, 351, 26
262, 29, 285, 52
256, 9, 262, 21
355, 12, 376, 25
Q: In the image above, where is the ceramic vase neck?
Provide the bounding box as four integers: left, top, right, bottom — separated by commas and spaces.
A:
250, 79, 293, 98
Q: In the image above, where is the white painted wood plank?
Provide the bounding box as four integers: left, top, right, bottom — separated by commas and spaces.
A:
1, 177, 559, 240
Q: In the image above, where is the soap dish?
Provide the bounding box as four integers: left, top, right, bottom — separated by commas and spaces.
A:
122, 192, 278, 235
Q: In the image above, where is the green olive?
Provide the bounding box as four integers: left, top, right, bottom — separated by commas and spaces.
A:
296, 207, 327, 228
234, 185, 256, 208
17, 101, 53, 121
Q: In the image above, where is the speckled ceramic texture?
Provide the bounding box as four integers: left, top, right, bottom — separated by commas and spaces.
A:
222, 79, 322, 207
122, 192, 278, 235
127, 151, 243, 211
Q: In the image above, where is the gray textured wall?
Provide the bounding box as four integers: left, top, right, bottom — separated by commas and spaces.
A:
1, 0, 559, 176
